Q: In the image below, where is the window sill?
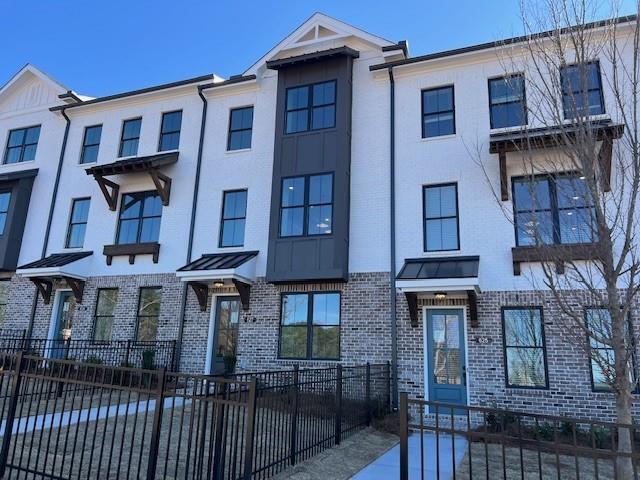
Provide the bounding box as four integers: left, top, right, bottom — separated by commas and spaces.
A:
421, 133, 456, 143
103, 242, 160, 265
0, 160, 36, 168
489, 124, 528, 134
511, 243, 601, 275
225, 148, 252, 154
420, 250, 462, 257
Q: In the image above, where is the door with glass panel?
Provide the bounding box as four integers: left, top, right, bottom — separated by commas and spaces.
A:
51, 291, 76, 358
425, 309, 467, 410
211, 297, 240, 374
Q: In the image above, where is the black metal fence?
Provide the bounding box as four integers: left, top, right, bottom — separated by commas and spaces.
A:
0, 353, 389, 479
399, 394, 640, 480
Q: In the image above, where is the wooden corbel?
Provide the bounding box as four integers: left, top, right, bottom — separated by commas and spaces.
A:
467, 290, 478, 328
31, 278, 53, 304
189, 282, 209, 312
405, 292, 419, 327
63, 276, 85, 303
232, 279, 251, 310
499, 149, 509, 201
94, 175, 120, 211
598, 135, 613, 192
149, 169, 172, 206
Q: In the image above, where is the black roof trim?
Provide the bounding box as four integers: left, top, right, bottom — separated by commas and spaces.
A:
397, 256, 480, 280
370, 15, 637, 71
0, 168, 38, 182
199, 74, 257, 91
178, 251, 259, 272
58, 90, 82, 103
381, 40, 408, 56
18, 251, 93, 270
266, 46, 360, 70
50, 74, 215, 111
85, 151, 178, 177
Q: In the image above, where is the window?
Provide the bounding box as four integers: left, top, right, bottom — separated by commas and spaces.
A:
285, 80, 336, 134
116, 191, 162, 244
137, 287, 161, 341
94, 289, 117, 342
512, 174, 597, 246
560, 62, 605, 118
280, 174, 333, 237
80, 125, 102, 164
489, 75, 526, 129
220, 190, 247, 247
227, 107, 253, 150
4, 125, 40, 164
0, 280, 9, 327
422, 86, 455, 138
423, 184, 459, 251
119, 118, 142, 157
279, 292, 340, 360
502, 308, 548, 388
159, 111, 182, 151
0, 192, 11, 235
66, 198, 91, 248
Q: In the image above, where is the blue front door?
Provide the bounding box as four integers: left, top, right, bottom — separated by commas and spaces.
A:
425, 309, 467, 411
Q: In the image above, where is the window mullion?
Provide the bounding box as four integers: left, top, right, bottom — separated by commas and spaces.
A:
307, 293, 313, 359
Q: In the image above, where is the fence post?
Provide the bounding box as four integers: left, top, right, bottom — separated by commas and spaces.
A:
170, 340, 177, 371
145, 367, 166, 480
399, 392, 409, 480
289, 365, 299, 466
0, 352, 24, 477
335, 364, 343, 445
365, 362, 371, 426
125, 340, 131, 367
211, 382, 228, 479
242, 378, 258, 480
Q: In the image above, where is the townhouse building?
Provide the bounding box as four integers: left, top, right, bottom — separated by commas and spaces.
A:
0, 13, 636, 421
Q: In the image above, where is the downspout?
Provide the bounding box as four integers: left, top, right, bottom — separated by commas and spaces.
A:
27, 108, 71, 338
174, 85, 208, 370
388, 67, 398, 408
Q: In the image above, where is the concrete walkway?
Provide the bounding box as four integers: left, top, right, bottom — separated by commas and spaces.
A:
353, 432, 468, 480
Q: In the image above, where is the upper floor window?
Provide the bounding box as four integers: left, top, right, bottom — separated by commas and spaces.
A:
227, 107, 253, 151
220, 190, 247, 247
285, 80, 336, 134
4, 125, 40, 164
422, 86, 455, 138
137, 287, 161, 342
116, 191, 162, 244
280, 174, 333, 237
94, 288, 117, 342
560, 62, 605, 118
80, 125, 102, 164
512, 174, 596, 246
119, 118, 142, 157
0, 192, 10, 235
159, 111, 182, 151
502, 307, 548, 388
489, 75, 526, 129
66, 198, 91, 248
423, 183, 459, 251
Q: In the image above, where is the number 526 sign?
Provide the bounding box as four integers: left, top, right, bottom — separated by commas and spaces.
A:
475, 336, 492, 344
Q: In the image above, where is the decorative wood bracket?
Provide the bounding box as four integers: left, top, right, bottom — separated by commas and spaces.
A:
598, 135, 613, 192
148, 169, 172, 206
63, 276, 85, 303
498, 150, 508, 201
232, 279, 251, 310
405, 292, 419, 327
94, 175, 120, 211
189, 282, 209, 312
467, 290, 478, 328
31, 278, 53, 304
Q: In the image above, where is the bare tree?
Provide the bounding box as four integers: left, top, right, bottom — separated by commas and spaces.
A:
472, 1, 639, 476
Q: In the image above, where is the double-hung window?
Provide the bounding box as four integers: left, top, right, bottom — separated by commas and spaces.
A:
66, 198, 91, 248
560, 62, 605, 118
227, 107, 253, 150
4, 125, 40, 164
80, 125, 102, 164
489, 74, 527, 129
512, 174, 597, 246
279, 292, 340, 360
219, 190, 247, 247
423, 184, 459, 251
94, 289, 117, 342
119, 118, 142, 157
280, 174, 332, 237
137, 287, 161, 341
502, 307, 548, 388
116, 192, 162, 244
422, 86, 455, 138
159, 111, 182, 151
0, 192, 11, 235
285, 80, 336, 134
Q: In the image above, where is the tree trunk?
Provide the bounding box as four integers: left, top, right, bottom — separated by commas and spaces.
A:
616, 386, 634, 480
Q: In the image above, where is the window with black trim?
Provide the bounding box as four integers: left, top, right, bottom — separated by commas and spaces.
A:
279, 292, 340, 360
512, 173, 597, 246
159, 111, 182, 151
137, 287, 161, 341
94, 289, 117, 342
119, 118, 142, 157
560, 62, 605, 118
489, 75, 526, 129
116, 191, 162, 244
423, 184, 459, 251
66, 198, 91, 248
80, 125, 102, 164
227, 107, 253, 150
220, 190, 247, 247
280, 174, 332, 237
502, 307, 548, 388
0, 280, 9, 327
422, 86, 455, 138
285, 80, 336, 134
4, 125, 40, 164
0, 192, 11, 236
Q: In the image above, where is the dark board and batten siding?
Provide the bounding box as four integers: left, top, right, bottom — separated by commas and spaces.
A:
266, 53, 356, 283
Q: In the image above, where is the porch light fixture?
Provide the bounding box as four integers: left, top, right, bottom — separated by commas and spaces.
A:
434, 292, 447, 300
213, 281, 224, 288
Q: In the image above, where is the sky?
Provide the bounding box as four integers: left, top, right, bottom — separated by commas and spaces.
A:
1, 0, 637, 98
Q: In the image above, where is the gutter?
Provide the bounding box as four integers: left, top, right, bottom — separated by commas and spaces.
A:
388, 67, 399, 408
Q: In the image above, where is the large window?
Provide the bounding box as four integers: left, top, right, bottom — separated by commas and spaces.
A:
119, 118, 142, 157
285, 80, 336, 134
502, 307, 548, 388
0, 280, 9, 327
219, 190, 247, 247
280, 174, 333, 237
116, 192, 162, 244
422, 86, 455, 138
423, 184, 459, 251
94, 289, 117, 342
560, 62, 605, 118
489, 75, 526, 129
279, 292, 340, 360
4, 125, 40, 164
137, 287, 161, 341
512, 174, 596, 246
159, 111, 182, 151
80, 125, 102, 164
227, 107, 253, 151
66, 198, 91, 248
0, 192, 11, 235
